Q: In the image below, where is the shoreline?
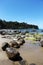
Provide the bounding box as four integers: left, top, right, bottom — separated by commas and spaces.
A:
0, 34, 43, 65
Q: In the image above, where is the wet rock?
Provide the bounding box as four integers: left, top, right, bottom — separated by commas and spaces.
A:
40, 39, 43, 47
21, 32, 26, 35
2, 42, 10, 51
10, 40, 20, 48
14, 30, 21, 34
2, 36, 6, 38
11, 37, 25, 49
35, 37, 41, 41
30, 63, 36, 65
16, 41, 22, 45
1, 31, 6, 35
21, 35, 25, 38
6, 47, 20, 60
17, 38, 25, 45
19, 60, 28, 65
21, 39, 25, 43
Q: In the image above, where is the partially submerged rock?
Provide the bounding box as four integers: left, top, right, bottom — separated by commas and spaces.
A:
2, 42, 10, 51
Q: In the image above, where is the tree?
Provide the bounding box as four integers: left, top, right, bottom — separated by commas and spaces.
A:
0, 19, 39, 29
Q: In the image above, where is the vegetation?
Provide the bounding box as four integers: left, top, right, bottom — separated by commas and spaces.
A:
0, 19, 39, 29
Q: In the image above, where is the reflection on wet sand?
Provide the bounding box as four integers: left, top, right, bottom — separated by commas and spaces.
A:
18, 40, 43, 65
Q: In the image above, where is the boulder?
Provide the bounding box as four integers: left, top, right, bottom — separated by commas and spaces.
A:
16, 41, 22, 45
1, 31, 6, 35
17, 38, 25, 45
20, 39, 25, 43
40, 39, 43, 47
10, 40, 20, 48
6, 47, 20, 60
2, 42, 10, 51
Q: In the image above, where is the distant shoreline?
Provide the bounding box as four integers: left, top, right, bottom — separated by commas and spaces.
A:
0, 19, 39, 29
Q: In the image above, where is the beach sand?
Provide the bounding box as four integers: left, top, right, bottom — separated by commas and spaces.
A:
0, 35, 43, 65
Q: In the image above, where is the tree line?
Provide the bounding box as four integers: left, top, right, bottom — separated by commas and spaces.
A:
0, 19, 39, 29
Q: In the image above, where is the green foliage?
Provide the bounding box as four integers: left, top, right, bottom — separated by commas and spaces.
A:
0, 19, 39, 29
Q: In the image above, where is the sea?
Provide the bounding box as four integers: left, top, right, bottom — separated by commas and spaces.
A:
0, 29, 43, 34
18, 29, 43, 34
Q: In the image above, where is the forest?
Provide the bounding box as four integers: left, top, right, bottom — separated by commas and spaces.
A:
0, 19, 39, 29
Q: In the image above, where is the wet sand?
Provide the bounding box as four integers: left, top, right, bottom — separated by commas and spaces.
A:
18, 40, 43, 65
0, 35, 43, 65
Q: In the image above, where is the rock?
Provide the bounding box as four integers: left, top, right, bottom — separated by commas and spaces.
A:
1, 31, 6, 35
40, 39, 43, 47
29, 63, 36, 65
2, 42, 10, 51
35, 37, 41, 41
19, 60, 28, 65
6, 47, 20, 60
21, 35, 25, 38
17, 36, 21, 40
11, 37, 25, 48
17, 38, 25, 45
16, 41, 22, 45
10, 40, 20, 48
21, 32, 26, 35
14, 30, 21, 34
20, 39, 25, 43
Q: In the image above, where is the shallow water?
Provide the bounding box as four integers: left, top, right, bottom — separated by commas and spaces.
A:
18, 40, 43, 65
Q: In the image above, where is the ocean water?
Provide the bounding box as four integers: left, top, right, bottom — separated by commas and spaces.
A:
0, 29, 43, 34
18, 29, 43, 34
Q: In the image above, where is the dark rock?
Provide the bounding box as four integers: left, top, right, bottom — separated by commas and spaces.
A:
1, 31, 6, 35
17, 41, 22, 45
17, 38, 25, 45
30, 63, 36, 65
40, 40, 43, 47
21, 32, 26, 35
2, 42, 10, 51
10, 41, 20, 48
6, 47, 20, 60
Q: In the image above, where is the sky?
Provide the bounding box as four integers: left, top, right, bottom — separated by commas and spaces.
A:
0, 0, 43, 28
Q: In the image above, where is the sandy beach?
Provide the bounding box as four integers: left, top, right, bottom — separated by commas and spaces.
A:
0, 34, 43, 65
